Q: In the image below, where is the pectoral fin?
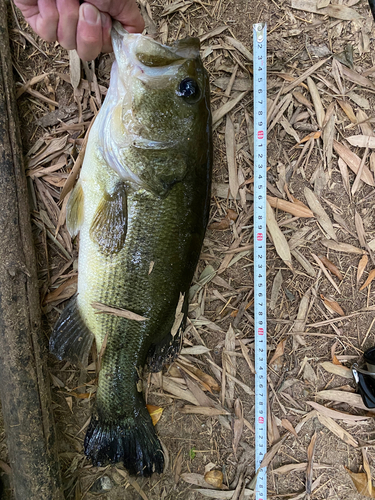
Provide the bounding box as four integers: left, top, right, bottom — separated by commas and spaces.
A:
90, 183, 128, 255
66, 181, 84, 237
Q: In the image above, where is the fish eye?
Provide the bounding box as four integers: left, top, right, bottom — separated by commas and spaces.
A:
177, 78, 200, 102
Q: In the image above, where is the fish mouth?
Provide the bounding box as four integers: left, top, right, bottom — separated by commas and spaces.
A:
111, 21, 200, 72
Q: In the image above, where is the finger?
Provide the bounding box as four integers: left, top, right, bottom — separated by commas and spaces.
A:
76, 3, 102, 61
86, 0, 145, 33
100, 12, 112, 54
56, 0, 80, 50
19, 0, 59, 42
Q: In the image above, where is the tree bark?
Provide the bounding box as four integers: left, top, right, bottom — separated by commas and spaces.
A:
0, 3, 64, 499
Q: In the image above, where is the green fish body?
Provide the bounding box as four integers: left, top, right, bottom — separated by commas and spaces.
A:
50, 23, 212, 476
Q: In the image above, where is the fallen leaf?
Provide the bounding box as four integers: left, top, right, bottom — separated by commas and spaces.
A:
92, 302, 148, 321
320, 295, 345, 316
317, 413, 358, 447
269, 338, 286, 365
266, 201, 293, 271
320, 361, 353, 379
346, 468, 375, 497
337, 100, 357, 123
347, 135, 375, 148
306, 432, 317, 496
333, 140, 375, 186
146, 405, 163, 426
318, 255, 343, 280
360, 269, 375, 291
307, 401, 370, 422
281, 418, 298, 438
357, 255, 369, 286
321, 239, 366, 254
304, 188, 337, 241
267, 196, 314, 217
291, 0, 363, 20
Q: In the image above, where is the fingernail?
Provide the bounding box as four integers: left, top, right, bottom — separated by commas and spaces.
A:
82, 3, 100, 25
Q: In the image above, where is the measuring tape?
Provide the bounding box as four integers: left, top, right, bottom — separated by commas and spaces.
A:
253, 22, 267, 500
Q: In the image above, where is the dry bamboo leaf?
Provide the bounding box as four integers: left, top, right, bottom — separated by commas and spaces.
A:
178, 358, 220, 392
317, 413, 358, 447
357, 255, 369, 286
355, 211, 367, 249
341, 66, 375, 90
333, 140, 375, 186
316, 390, 370, 411
259, 435, 287, 469
321, 239, 366, 254
320, 295, 345, 316
291, 0, 363, 19
161, 0, 193, 15
318, 255, 343, 280
306, 432, 317, 496
204, 470, 224, 489
266, 201, 293, 271
225, 116, 238, 200
238, 339, 255, 374
267, 196, 314, 218
179, 406, 229, 416
363, 448, 373, 497
224, 325, 236, 407
224, 36, 253, 62
233, 398, 244, 455
338, 158, 351, 198
371, 152, 375, 173
337, 100, 357, 123
152, 375, 199, 405
146, 404, 163, 426
291, 249, 316, 277
281, 418, 298, 438
304, 188, 337, 240
69, 50, 81, 89
360, 269, 375, 291
311, 254, 341, 294
281, 58, 330, 94
303, 362, 317, 384
322, 109, 335, 171
92, 302, 148, 321
291, 289, 311, 346
320, 361, 353, 378
212, 92, 247, 125
307, 77, 325, 128
346, 469, 375, 497
307, 401, 370, 422
273, 463, 328, 474
347, 135, 375, 148
269, 338, 286, 365
193, 489, 254, 499
199, 25, 228, 42
270, 269, 283, 310
293, 91, 313, 109
43, 276, 78, 304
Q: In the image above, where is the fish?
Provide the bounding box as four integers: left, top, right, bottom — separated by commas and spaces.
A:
49, 22, 212, 476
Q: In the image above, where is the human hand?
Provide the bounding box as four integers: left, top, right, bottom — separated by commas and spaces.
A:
14, 0, 145, 61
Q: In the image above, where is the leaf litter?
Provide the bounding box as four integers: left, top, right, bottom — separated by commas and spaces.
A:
7, 0, 375, 498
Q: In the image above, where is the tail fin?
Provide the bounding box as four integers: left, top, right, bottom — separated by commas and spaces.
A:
84, 407, 164, 476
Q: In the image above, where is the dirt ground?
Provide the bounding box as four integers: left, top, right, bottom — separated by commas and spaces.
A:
2, 0, 375, 498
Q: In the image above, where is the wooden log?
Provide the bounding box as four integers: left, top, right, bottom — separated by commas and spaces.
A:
0, 3, 64, 499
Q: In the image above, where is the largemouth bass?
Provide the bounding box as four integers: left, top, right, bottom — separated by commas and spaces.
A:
50, 23, 212, 476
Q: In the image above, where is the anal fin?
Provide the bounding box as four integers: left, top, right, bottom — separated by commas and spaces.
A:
49, 296, 94, 367
90, 182, 127, 255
